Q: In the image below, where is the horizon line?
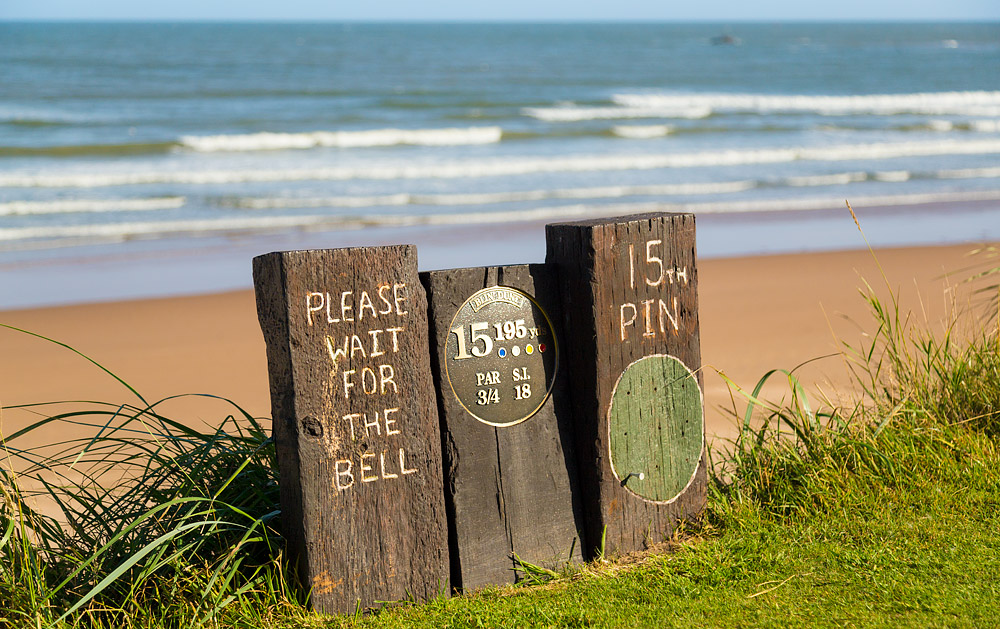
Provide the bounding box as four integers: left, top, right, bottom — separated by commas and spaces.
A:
2, 18, 999, 24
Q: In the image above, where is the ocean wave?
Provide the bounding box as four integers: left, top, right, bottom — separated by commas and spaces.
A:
227, 166, 1000, 211
783, 172, 868, 187
525, 91, 1000, 122
1, 118, 68, 128
523, 94, 1000, 122
523, 105, 711, 122
970, 120, 1000, 133
611, 125, 675, 139
231, 181, 757, 209
935, 166, 1000, 179
0, 197, 185, 217
873, 170, 912, 182
6, 139, 1000, 188
0, 106, 97, 126
7, 117, 996, 160
179, 126, 503, 152
926, 119, 955, 132
0, 127, 503, 158
612, 91, 1000, 117
681, 189, 1000, 214
5, 189, 1000, 247
8, 164, 998, 222
0, 215, 338, 244
0, 142, 177, 158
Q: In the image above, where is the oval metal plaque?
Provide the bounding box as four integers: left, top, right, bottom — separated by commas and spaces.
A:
608, 354, 703, 504
444, 286, 559, 427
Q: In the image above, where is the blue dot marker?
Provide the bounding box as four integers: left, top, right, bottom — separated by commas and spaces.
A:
498, 348, 507, 358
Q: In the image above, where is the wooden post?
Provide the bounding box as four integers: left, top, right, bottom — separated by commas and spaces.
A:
421, 265, 585, 591
253, 246, 449, 614
545, 213, 706, 559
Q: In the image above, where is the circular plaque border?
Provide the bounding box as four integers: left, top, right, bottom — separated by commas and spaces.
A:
606, 353, 705, 505
444, 286, 560, 428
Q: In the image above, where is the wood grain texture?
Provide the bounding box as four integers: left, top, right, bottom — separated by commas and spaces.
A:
253, 246, 449, 614
545, 213, 706, 559
421, 264, 585, 592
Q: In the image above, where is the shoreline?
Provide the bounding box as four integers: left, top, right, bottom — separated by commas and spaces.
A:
3, 195, 1000, 311
2, 242, 989, 447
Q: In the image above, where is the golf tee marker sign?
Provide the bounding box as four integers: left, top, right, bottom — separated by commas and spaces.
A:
253, 246, 449, 614
422, 265, 583, 592
546, 212, 706, 558
253, 212, 704, 614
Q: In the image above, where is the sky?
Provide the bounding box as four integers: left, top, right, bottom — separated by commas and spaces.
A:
2, 0, 999, 22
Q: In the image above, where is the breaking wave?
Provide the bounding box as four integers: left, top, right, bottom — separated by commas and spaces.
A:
179, 126, 504, 152
4, 189, 1000, 247
524, 105, 711, 122
525, 91, 1000, 121
230, 181, 757, 210
614, 91, 1000, 117
611, 125, 675, 139
0, 197, 185, 217
6, 138, 1000, 188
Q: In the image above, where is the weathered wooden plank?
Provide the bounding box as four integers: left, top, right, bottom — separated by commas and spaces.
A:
545, 213, 706, 559
422, 264, 585, 591
253, 246, 449, 614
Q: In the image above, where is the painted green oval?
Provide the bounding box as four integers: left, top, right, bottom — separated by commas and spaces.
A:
608, 354, 703, 503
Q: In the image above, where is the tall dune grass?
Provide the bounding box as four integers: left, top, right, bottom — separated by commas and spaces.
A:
715, 209, 999, 523
0, 334, 299, 627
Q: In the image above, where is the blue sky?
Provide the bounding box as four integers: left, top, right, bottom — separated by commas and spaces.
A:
2, 0, 999, 21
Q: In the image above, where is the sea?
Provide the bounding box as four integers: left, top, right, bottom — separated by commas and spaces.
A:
2, 22, 999, 308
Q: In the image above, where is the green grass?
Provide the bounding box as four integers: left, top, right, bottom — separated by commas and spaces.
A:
2, 248, 999, 627
333, 289, 1000, 628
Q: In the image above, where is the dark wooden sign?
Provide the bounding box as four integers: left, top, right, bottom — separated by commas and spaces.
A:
253, 246, 449, 614
545, 213, 706, 559
422, 265, 584, 591
252, 212, 705, 610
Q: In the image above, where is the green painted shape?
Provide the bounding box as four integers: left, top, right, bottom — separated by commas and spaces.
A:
608, 354, 703, 503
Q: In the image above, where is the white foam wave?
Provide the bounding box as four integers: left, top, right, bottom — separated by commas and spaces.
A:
236, 193, 414, 209
523, 105, 711, 122
0, 197, 185, 217
927, 119, 955, 132
234, 181, 757, 210
7, 139, 1000, 188
612, 91, 1000, 117
874, 170, 911, 182
784, 172, 868, 187
681, 189, 1000, 214
180, 126, 503, 152
935, 166, 1000, 179
6, 189, 1000, 247
970, 119, 1000, 133
513, 189, 1000, 219
0, 216, 336, 244
236, 166, 1000, 212
612, 125, 675, 139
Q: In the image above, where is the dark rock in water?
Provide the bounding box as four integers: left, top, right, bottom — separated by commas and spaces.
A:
711, 34, 741, 45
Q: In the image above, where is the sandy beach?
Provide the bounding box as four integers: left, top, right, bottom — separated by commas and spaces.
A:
1, 242, 987, 450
